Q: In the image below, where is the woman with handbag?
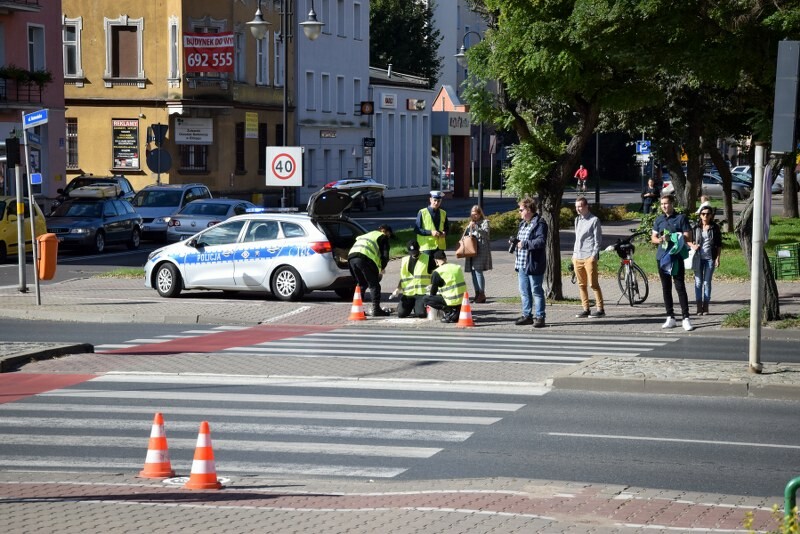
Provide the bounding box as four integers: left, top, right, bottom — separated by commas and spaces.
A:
690, 206, 722, 316
463, 205, 492, 303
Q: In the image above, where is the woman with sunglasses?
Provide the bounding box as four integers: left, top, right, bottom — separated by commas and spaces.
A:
690, 207, 722, 315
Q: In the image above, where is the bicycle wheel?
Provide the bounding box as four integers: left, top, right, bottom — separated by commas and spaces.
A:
616, 264, 627, 295
629, 263, 649, 305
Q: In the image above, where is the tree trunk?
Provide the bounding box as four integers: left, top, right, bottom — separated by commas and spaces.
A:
705, 143, 734, 231
734, 197, 780, 320
783, 164, 799, 218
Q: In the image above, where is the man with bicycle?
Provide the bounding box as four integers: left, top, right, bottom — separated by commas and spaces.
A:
651, 195, 694, 331
573, 197, 605, 318
574, 165, 588, 192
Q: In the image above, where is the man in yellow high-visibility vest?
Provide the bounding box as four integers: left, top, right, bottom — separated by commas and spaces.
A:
423, 250, 467, 323
393, 240, 431, 318
415, 190, 449, 273
348, 224, 393, 317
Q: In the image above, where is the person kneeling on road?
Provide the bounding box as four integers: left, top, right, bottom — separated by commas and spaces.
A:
392, 240, 431, 318
348, 224, 394, 317
423, 250, 466, 323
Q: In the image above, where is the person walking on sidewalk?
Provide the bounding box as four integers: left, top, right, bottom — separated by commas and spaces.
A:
651, 195, 694, 331
423, 250, 466, 323
393, 240, 431, 318
641, 178, 659, 214
574, 165, 588, 192
573, 197, 605, 318
512, 197, 548, 328
348, 224, 394, 317
415, 190, 449, 273
690, 206, 722, 316
463, 205, 492, 303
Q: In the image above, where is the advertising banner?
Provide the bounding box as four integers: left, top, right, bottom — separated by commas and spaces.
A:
112, 119, 140, 169
183, 32, 235, 73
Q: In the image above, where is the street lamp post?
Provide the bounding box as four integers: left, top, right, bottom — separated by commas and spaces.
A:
249, 0, 323, 207
455, 31, 483, 209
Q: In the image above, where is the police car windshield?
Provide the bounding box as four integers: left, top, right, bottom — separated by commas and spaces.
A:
133, 190, 182, 208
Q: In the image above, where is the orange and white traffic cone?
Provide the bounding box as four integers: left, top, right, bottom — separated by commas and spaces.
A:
139, 412, 175, 478
456, 291, 474, 328
183, 421, 222, 490
348, 286, 366, 321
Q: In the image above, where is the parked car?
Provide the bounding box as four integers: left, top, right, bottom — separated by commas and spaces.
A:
0, 196, 47, 263
46, 185, 143, 253
51, 174, 135, 213
131, 183, 212, 241
661, 173, 751, 200
323, 178, 386, 211
166, 198, 257, 242
771, 169, 800, 194
731, 165, 752, 177
145, 185, 370, 301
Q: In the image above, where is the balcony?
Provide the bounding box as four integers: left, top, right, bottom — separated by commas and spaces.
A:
0, 79, 44, 105
0, 0, 41, 14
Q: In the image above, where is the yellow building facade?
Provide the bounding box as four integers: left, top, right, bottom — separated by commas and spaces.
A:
63, 0, 292, 202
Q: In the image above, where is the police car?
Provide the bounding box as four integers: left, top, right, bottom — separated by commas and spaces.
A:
144, 187, 368, 301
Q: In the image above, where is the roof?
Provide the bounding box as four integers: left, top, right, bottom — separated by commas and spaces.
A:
369, 66, 430, 88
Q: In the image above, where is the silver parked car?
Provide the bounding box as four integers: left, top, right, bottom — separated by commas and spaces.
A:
145, 186, 368, 301
662, 173, 750, 200
131, 183, 212, 241
166, 198, 256, 242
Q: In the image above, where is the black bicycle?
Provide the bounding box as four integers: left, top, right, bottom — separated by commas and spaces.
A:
608, 230, 650, 306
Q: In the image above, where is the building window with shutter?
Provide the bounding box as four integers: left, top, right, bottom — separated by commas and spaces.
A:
103, 15, 145, 87
178, 145, 209, 172
66, 118, 79, 169
235, 122, 246, 172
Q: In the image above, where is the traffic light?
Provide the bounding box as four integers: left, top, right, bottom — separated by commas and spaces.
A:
5, 137, 20, 167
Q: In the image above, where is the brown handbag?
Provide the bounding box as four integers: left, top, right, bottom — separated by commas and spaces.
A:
456, 234, 478, 258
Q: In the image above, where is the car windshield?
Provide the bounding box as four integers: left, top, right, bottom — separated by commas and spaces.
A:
66, 178, 114, 193
181, 203, 229, 217
133, 190, 182, 208
53, 201, 103, 218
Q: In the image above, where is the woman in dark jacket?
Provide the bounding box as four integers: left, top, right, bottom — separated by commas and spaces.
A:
689, 206, 722, 315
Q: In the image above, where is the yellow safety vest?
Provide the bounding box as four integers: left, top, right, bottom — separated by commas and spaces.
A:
349, 230, 382, 268
417, 208, 447, 251
399, 256, 431, 297
434, 263, 466, 307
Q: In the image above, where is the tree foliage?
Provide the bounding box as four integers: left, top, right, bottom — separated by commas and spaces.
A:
369, 0, 443, 88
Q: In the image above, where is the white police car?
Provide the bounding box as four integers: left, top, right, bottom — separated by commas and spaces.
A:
144, 187, 367, 301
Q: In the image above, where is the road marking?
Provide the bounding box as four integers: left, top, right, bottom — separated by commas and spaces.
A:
548, 432, 800, 450
0, 402, 502, 425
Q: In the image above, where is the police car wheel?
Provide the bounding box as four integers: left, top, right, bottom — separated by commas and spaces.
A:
155, 263, 182, 298
272, 266, 303, 301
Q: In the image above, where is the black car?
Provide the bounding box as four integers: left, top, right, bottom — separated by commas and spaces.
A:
47, 186, 143, 253
52, 175, 136, 213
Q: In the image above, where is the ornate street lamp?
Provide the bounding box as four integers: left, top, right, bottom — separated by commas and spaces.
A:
454, 31, 484, 207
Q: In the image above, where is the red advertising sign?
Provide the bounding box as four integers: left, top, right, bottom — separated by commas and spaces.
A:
183, 32, 235, 73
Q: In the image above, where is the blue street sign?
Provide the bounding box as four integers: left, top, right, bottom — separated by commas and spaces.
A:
635, 140, 651, 154
23, 109, 49, 129
30, 173, 42, 185
27, 132, 41, 145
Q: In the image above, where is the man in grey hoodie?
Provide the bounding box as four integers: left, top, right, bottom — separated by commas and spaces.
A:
572, 196, 605, 318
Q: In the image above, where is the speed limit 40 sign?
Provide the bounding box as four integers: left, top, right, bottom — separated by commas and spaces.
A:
266, 146, 303, 187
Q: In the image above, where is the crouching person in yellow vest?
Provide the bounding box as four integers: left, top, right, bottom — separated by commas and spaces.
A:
423, 250, 466, 323
392, 240, 431, 318
348, 224, 393, 317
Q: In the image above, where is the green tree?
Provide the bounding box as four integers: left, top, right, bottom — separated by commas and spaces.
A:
369, 0, 442, 88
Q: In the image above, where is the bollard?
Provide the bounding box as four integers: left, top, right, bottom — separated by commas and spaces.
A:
785, 476, 800, 522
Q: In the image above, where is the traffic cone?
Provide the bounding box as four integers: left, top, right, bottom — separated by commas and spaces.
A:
183, 421, 222, 490
456, 291, 474, 328
139, 412, 175, 478
348, 285, 366, 321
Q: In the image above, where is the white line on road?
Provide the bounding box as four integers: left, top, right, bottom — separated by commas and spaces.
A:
224, 344, 598, 359
547, 432, 800, 450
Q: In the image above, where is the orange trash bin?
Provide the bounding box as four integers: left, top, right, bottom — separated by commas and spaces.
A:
37, 233, 58, 281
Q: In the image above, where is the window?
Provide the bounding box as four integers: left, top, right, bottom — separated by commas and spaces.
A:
321, 0, 331, 35
353, 78, 361, 107
63, 17, 83, 79
258, 123, 268, 173
103, 15, 145, 86
178, 145, 209, 172
305, 71, 315, 111
280, 222, 305, 238
353, 3, 362, 40
65, 118, 78, 169
28, 25, 45, 71
321, 73, 331, 112
337, 0, 346, 37
197, 220, 246, 246
234, 30, 246, 82
188, 17, 226, 80
336, 75, 345, 114
256, 34, 269, 85
235, 122, 245, 172
275, 123, 284, 147
246, 221, 279, 242
273, 33, 284, 87
168, 17, 179, 82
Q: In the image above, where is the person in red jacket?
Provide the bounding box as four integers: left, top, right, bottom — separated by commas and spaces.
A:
574, 165, 588, 192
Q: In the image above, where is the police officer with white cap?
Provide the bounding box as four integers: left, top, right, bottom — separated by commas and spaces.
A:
415, 190, 449, 273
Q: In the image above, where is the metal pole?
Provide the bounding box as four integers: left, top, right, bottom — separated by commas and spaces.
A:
594, 131, 600, 205
281, 0, 288, 208
478, 124, 484, 209
14, 164, 26, 292
21, 128, 41, 304
748, 143, 765, 373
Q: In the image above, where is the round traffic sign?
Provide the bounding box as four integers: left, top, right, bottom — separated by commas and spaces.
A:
147, 148, 173, 173
271, 152, 297, 181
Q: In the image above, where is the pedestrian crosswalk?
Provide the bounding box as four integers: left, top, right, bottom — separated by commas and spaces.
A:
0, 374, 546, 479
93, 325, 250, 352
224, 328, 678, 364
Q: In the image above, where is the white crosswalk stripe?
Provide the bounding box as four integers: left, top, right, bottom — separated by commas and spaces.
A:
94, 325, 249, 352
0, 374, 546, 479
224, 328, 678, 364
